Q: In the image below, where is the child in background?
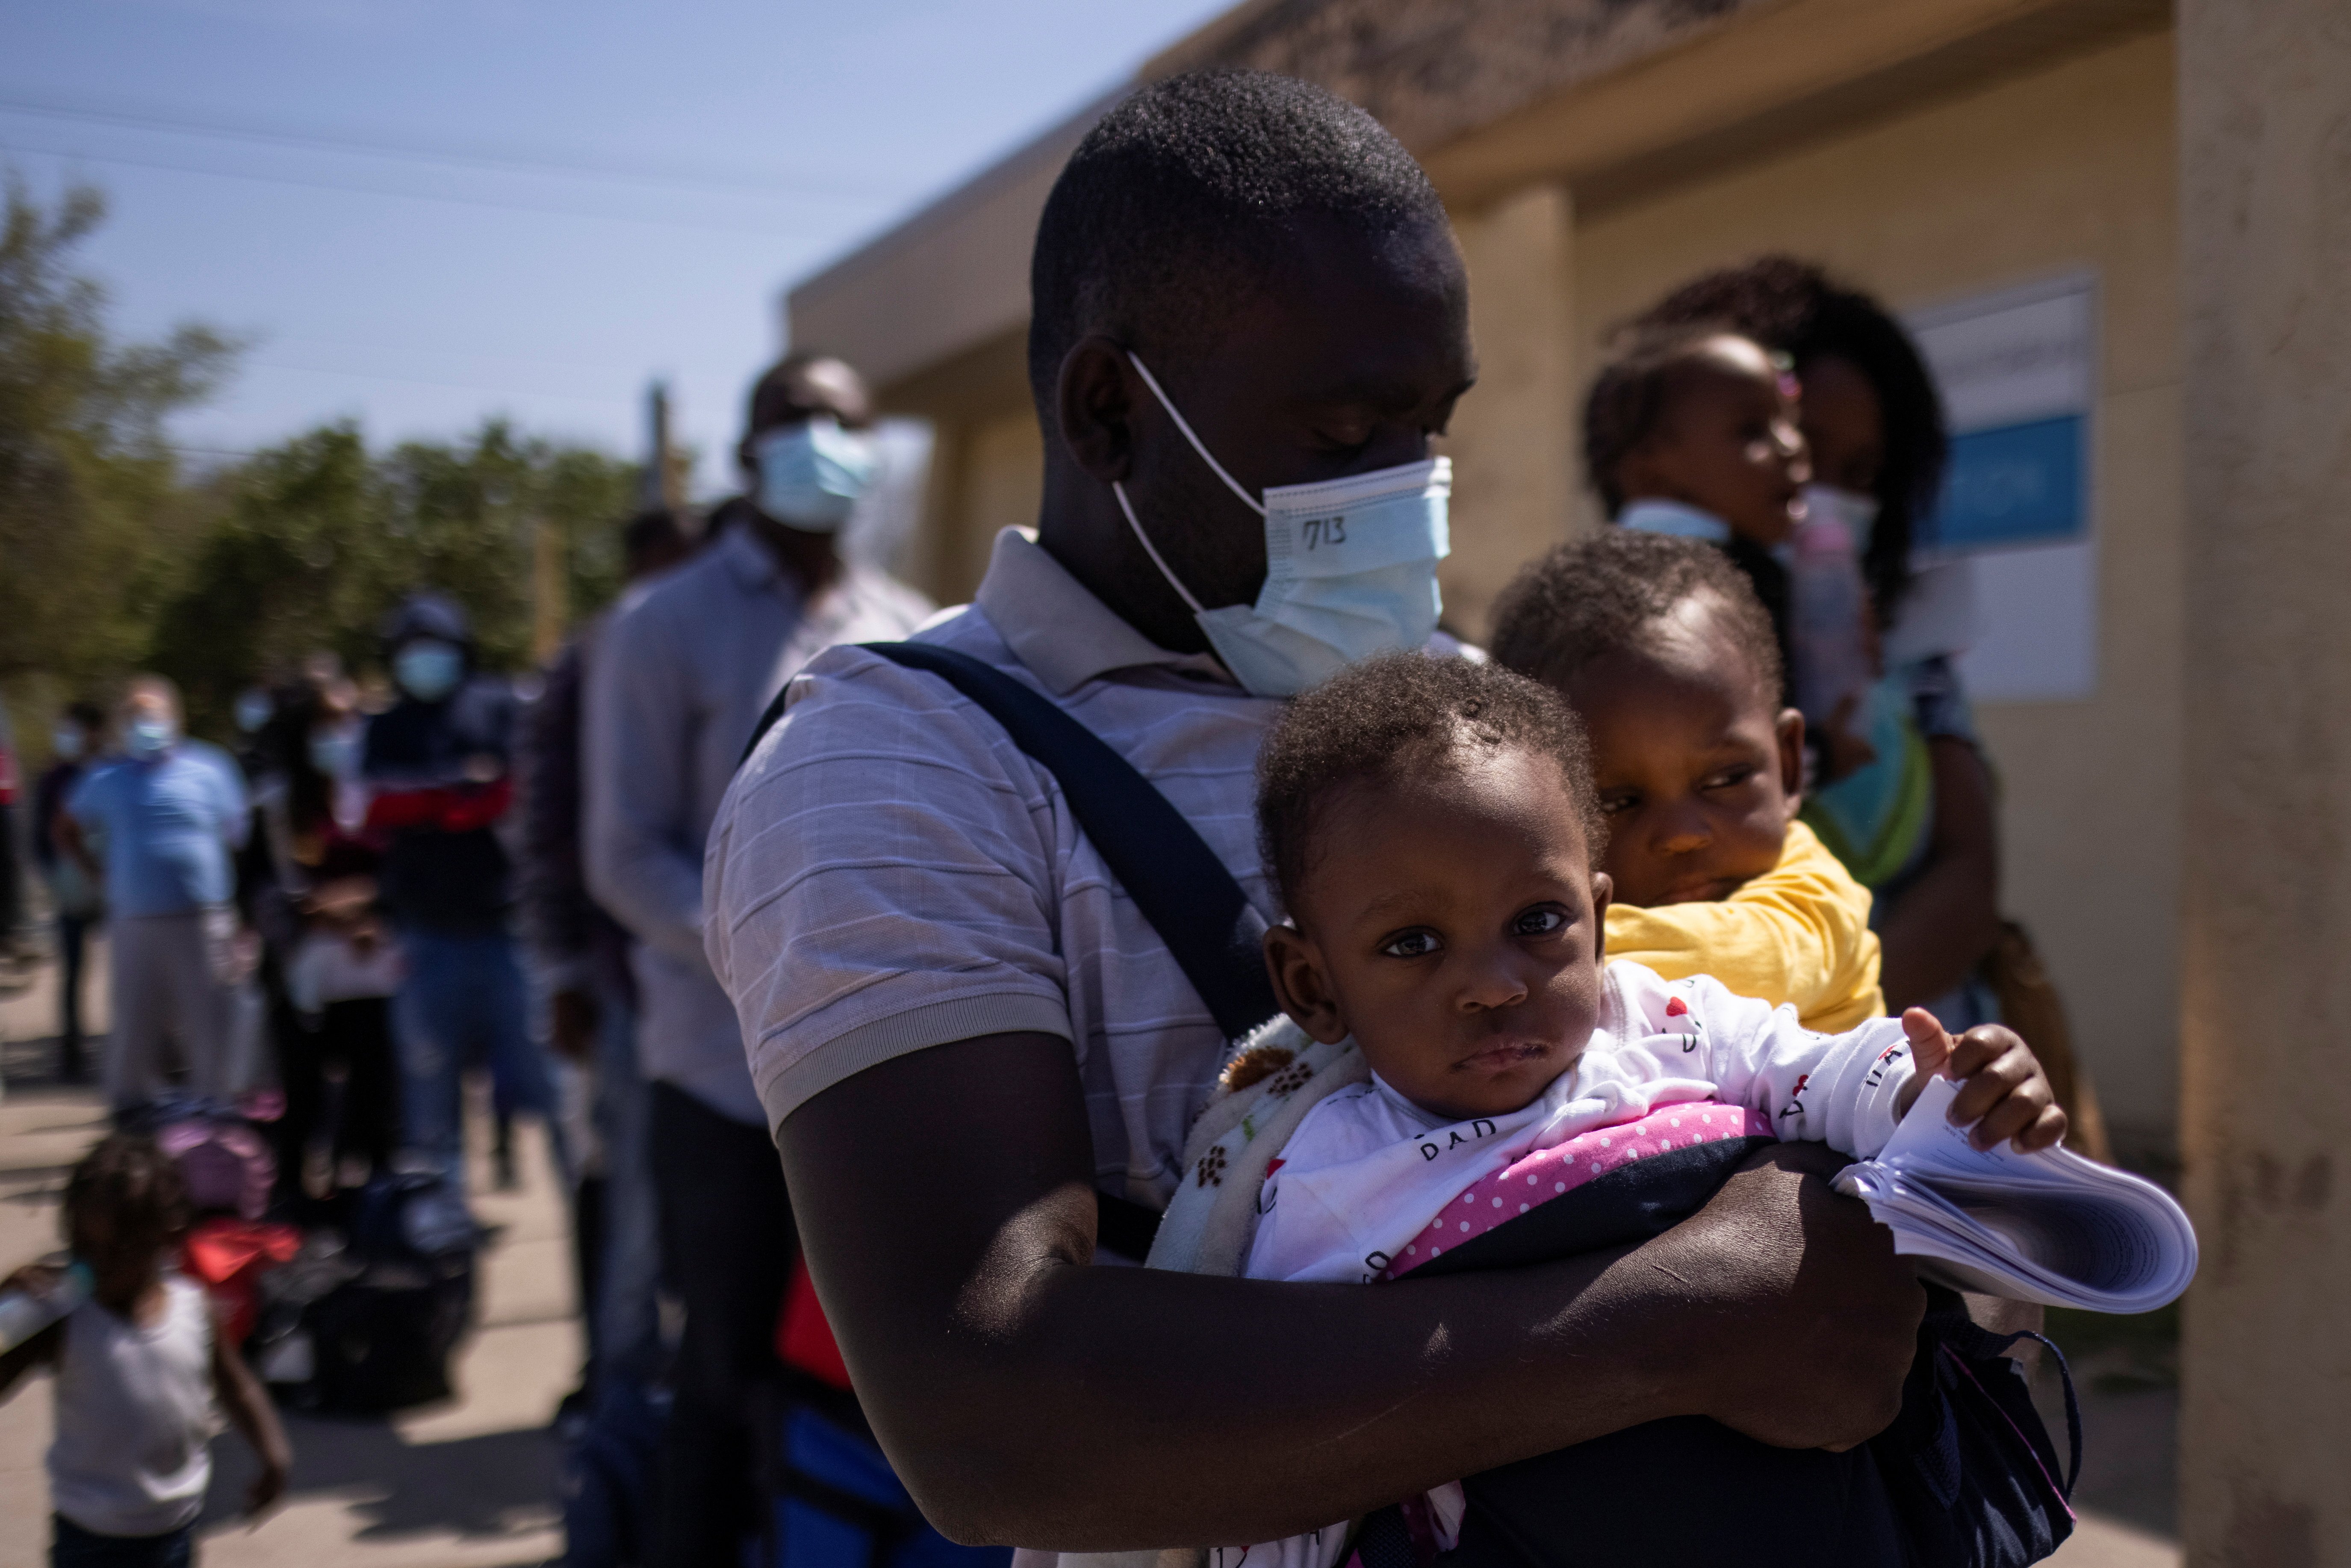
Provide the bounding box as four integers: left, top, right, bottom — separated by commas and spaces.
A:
1581, 321, 1888, 785
0, 1133, 291, 1568
1231, 653, 2059, 1568
1490, 530, 1882, 1032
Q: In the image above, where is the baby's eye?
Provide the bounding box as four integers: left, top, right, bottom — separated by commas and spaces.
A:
1702, 764, 1757, 792
1598, 792, 1640, 816
1513, 906, 1568, 937
1381, 930, 1442, 959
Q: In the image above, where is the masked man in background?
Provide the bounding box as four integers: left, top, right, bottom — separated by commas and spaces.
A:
61, 678, 248, 1110
586, 355, 930, 1565
364, 593, 560, 1196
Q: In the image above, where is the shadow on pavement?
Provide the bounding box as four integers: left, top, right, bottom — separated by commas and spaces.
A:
201, 1410, 560, 1546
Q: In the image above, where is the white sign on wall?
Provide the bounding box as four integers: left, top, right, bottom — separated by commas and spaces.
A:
1902, 274, 2098, 703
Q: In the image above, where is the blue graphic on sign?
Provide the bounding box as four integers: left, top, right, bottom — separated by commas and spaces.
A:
1921, 413, 2086, 551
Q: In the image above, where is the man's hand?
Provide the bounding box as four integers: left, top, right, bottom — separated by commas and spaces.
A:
1895, 1011, 2068, 1152
1642, 1141, 1923, 1451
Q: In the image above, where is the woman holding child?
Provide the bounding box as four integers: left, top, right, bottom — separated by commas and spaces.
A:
1577, 260, 2004, 1022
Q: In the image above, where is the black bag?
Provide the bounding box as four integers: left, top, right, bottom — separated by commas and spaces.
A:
309, 1171, 479, 1413
1367, 1157, 2079, 1568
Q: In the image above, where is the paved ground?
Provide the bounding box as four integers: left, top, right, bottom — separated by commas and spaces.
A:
0, 943, 2181, 1567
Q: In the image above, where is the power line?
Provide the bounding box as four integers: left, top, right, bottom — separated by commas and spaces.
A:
0, 137, 847, 239
0, 93, 902, 203
248, 357, 635, 404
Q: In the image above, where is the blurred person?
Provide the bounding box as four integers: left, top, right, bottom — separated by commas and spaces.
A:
35, 703, 109, 1082
0, 1132, 291, 1567
1581, 321, 1811, 687
586, 359, 928, 1563
251, 677, 399, 1204
0, 703, 30, 974
59, 679, 250, 1111
1634, 260, 1996, 1018
363, 593, 560, 1191
524, 505, 691, 1400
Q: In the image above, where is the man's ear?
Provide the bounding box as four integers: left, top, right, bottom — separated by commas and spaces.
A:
1056, 335, 1140, 484
1263, 924, 1348, 1045
1589, 870, 1613, 962
1774, 707, 1805, 813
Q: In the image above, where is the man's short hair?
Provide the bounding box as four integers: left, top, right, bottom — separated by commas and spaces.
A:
118, 673, 182, 718
1027, 68, 1448, 418
1488, 531, 1785, 708
1255, 653, 1603, 920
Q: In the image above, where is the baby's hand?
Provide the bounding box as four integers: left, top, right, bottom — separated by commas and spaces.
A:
1, 1262, 63, 1300
1893, 1009, 2068, 1154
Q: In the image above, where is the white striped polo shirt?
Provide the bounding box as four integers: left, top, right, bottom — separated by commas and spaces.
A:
705, 527, 1282, 1203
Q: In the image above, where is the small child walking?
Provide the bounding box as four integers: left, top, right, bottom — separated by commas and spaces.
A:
0, 1133, 291, 1567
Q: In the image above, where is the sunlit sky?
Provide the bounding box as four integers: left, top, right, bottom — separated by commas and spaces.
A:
2, 0, 1234, 493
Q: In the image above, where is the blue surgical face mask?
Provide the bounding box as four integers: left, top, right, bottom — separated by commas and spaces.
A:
125, 716, 176, 760
752, 416, 878, 532
52, 728, 85, 762
393, 640, 465, 702
233, 689, 273, 734
309, 728, 359, 779
1112, 354, 1450, 698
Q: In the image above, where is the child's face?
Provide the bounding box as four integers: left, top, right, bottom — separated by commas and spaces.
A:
1616, 337, 1810, 545
1264, 745, 1613, 1122
1563, 593, 1804, 908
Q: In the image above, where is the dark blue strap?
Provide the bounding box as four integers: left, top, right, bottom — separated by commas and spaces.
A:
1989, 1328, 2082, 1500
740, 642, 1279, 1045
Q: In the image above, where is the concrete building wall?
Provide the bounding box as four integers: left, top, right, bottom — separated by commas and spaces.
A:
826, 12, 2187, 1154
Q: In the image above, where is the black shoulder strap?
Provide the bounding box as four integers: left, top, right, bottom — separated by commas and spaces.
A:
741, 643, 1279, 1255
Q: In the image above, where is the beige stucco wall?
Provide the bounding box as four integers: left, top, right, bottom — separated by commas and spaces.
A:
2175, 0, 2351, 1557
1562, 29, 2181, 1145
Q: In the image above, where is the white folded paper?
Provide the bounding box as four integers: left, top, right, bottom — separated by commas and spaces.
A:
1831, 1076, 2197, 1313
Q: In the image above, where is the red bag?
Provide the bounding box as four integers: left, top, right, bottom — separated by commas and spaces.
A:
775, 1254, 852, 1391
181, 1218, 300, 1345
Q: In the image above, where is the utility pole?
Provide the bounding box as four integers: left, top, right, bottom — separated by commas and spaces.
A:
643, 379, 684, 513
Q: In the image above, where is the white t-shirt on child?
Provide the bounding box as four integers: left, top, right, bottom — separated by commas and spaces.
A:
48, 1274, 219, 1538
1246, 960, 1915, 1286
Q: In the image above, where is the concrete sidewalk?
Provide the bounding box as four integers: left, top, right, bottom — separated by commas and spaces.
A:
0, 944, 573, 1568
0, 943, 2181, 1568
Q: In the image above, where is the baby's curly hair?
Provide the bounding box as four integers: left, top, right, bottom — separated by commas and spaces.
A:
1255, 654, 1604, 919
63, 1132, 190, 1253
1488, 531, 1785, 708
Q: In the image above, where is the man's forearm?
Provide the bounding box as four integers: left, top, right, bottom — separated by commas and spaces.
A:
781, 1033, 1918, 1551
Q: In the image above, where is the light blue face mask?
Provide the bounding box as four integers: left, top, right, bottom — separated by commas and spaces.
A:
1113, 354, 1450, 698
393, 640, 465, 703
752, 416, 879, 532
309, 729, 360, 779
124, 717, 175, 760
233, 689, 273, 734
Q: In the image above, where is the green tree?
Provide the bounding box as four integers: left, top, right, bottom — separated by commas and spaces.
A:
147, 419, 639, 731
0, 177, 236, 685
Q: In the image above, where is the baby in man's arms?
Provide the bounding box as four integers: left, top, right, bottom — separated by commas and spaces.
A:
1231, 651, 2062, 1568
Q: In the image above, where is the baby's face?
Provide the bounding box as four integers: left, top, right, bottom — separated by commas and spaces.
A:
1622, 337, 1810, 546
1265, 746, 1612, 1123
1564, 594, 1803, 908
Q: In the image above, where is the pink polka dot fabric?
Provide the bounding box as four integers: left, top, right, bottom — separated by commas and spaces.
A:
1383, 1102, 1773, 1279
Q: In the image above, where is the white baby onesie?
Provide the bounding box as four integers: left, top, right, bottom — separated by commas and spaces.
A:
1224, 961, 1916, 1568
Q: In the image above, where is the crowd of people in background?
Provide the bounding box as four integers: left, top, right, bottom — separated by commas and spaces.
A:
0, 65, 2095, 1568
